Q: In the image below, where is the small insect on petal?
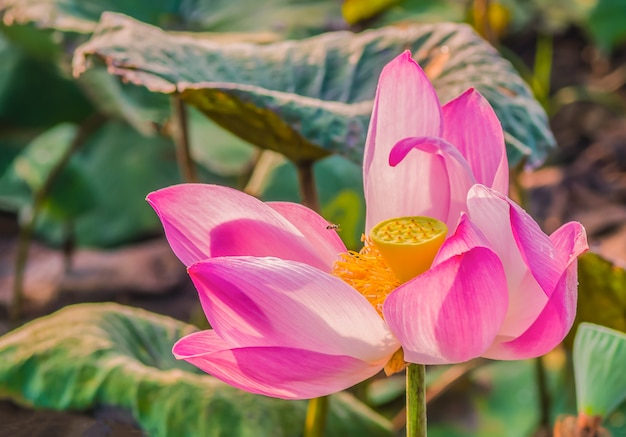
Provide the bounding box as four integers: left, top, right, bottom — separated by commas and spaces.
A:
326, 223, 341, 231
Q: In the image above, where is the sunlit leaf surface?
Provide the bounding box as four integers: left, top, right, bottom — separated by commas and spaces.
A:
574, 323, 626, 418
73, 12, 554, 167
565, 252, 626, 348
0, 0, 342, 37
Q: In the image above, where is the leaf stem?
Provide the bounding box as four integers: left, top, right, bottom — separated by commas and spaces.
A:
533, 33, 554, 112
170, 95, 198, 183
535, 356, 551, 429
296, 160, 320, 212
304, 395, 329, 437
406, 363, 427, 437
472, 0, 495, 45
10, 114, 106, 326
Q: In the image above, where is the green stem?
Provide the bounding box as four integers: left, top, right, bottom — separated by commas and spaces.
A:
10, 209, 35, 326
472, 0, 494, 45
533, 33, 554, 112
406, 363, 427, 437
10, 114, 106, 326
304, 395, 329, 437
535, 356, 550, 429
170, 95, 198, 183
296, 160, 320, 212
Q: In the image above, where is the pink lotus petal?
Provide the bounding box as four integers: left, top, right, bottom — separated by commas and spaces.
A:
174, 330, 384, 400
466, 185, 529, 288
550, 221, 588, 267
467, 185, 559, 337
442, 89, 509, 194
268, 201, 347, 271
483, 260, 578, 360
508, 196, 564, 295
383, 247, 508, 365
146, 184, 330, 270
433, 213, 492, 264
498, 270, 549, 338
470, 185, 564, 295
379, 136, 476, 228
363, 51, 443, 231
188, 256, 399, 362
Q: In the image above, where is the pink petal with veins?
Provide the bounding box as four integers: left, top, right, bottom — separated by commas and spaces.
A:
189, 256, 399, 363
384, 247, 508, 365
147, 184, 332, 270
442, 89, 509, 194
174, 331, 385, 400
268, 201, 347, 270
363, 51, 443, 231
378, 136, 476, 228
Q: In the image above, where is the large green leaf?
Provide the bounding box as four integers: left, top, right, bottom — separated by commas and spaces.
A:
61, 120, 237, 247
427, 360, 540, 437
0, 32, 94, 128
0, 123, 96, 221
342, 0, 402, 25
573, 323, 626, 418
586, 0, 626, 52
0, 0, 343, 135
0, 120, 237, 247
9, 124, 77, 191
73, 12, 554, 167
0, 303, 393, 437
0, 0, 342, 39
187, 105, 257, 177
366, 0, 466, 28
564, 252, 626, 348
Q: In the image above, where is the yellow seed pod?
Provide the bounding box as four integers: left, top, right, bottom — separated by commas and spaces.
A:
370, 216, 447, 284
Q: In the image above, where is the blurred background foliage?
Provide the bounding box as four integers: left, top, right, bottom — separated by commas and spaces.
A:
2, 0, 625, 250
1, 0, 626, 436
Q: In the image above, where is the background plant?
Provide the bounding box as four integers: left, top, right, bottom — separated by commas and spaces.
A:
1, 0, 626, 435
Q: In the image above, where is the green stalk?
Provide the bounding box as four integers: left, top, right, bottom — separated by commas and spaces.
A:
304, 395, 329, 437
533, 33, 554, 112
535, 356, 551, 429
472, 0, 495, 45
170, 95, 198, 183
296, 160, 320, 212
406, 363, 427, 437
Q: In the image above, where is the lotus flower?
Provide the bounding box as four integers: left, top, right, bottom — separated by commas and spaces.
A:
147, 51, 587, 400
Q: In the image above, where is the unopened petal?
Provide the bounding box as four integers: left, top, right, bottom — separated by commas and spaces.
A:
174, 330, 384, 400
363, 51, 443, 231
483, 261, 578, 360
147, 184, 330, 270
550, 221, 588, 267
188, 256, 399, 363
383, 247, 508, 365
441, 89, 509, 194
366, 136, 475, 230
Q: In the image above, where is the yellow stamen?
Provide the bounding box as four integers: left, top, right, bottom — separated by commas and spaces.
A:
370, 216, 447, 284
332, 235, 400, 317
384, 348, 408, 375
331, 217, 446, 376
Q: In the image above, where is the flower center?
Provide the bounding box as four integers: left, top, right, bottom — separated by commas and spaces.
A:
332, 216, 447, 375
370, 216, 447, 284
332, 235, 400, 316
331, 216, 447, 315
